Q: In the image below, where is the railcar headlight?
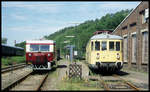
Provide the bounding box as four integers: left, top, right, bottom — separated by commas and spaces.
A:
117, 53, 120, 60
96, 53, 100, 60
48, 54, 51, 57
29, 53, 31, 56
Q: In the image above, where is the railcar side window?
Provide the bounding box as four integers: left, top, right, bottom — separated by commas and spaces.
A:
109, 41, 114, 51
116, 42, 120, 51
30, 45, 39, 51
91, 42, 93, 51
40, 45, 49, 51
102, 41, 107, 51
95, 41, 100, 51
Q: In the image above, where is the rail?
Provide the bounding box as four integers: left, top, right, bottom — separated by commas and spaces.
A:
2, 71, 32, 91
99, 75, 110, 91
1, 63, 26, 73
4, 72, 49, 91
36, 73, 49, 91
89, 74, 141, 91
98, 74, 141, 91
113, 74, 140, 91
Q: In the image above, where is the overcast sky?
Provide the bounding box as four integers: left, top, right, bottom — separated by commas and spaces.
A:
2, 1, 141, 46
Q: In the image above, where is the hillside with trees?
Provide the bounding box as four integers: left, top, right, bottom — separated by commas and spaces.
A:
2, 38, 7, 44
15, 9, 132, 58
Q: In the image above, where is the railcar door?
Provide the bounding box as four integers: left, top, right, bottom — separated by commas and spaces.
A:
100, 41, 108, 62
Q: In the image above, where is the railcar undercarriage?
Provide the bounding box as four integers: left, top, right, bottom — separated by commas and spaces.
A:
30, 62, 52, 70
89, 62, 123, 72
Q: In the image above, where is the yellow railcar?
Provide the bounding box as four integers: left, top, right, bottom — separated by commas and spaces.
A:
86, 33, 123, 71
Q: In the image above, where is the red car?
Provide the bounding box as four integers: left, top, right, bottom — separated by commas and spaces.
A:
26, 40, 56, 70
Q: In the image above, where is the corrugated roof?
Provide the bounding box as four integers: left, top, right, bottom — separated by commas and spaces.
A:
2, 44, 24, 50
90, 33, 123, 40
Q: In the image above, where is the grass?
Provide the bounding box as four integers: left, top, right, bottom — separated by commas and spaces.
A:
122, 67, 148, 74
1, 56, 26, 68
48, 61, 101, 91
58, 77, 103, 90
56, 60, 103, 90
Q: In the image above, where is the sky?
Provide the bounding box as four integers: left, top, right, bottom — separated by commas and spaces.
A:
2, 1, 141, 46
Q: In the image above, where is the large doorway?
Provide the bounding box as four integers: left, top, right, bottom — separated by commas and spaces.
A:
123, 36, 128, 62
142, 31, 148, 64
132, 34, 137, 63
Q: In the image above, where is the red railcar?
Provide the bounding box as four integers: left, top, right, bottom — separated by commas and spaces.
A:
26, 40, 56, 70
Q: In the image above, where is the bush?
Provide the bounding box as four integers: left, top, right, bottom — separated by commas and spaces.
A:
1, 56, 26, 67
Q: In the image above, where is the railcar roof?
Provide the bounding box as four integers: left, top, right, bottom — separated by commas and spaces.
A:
26, 40, 55, 43
2, 44, 24, 50
90, 33, 123, 40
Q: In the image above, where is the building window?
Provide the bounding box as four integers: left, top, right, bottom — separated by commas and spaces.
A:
142, 13, 146, 24
95, 41, 100, 51
145, 8, 149, 19
122, 26, 127, 30
130, 22, 136, 27
140, 8, 149, 24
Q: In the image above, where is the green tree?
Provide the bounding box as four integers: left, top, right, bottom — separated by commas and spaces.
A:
15, 41, 26, 49
16, 9, 132, 57
2, 38, 7, 44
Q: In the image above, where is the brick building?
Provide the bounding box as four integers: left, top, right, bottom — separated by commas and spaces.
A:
112, 1, 149, 72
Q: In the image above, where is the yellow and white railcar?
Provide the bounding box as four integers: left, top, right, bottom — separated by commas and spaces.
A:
86, 33, 123, 71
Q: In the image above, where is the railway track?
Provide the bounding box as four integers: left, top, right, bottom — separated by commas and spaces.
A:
1, 63, 27, 73
98, 74, 140, 91
3, 71, 49, 91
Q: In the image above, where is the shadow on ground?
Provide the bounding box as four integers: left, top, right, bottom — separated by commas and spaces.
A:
90, 68, 129, 76
57, 65, 67, 68
31, 64, 67, 74
32, 67, 57, 74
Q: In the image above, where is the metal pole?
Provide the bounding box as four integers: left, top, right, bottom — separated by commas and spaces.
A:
69, 23, 80, 59
14, 40, 16, 46
70, 45, 73, 63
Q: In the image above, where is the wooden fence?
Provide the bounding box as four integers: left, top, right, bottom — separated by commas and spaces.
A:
69, 63, 82, 79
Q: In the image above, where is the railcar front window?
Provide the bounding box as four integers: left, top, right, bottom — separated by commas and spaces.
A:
102, 41, 107, 51
40, 45, 49, 51
95, 41, 100, 51
109, 42, 114, 51
91, 42, 93, 51
116, 42, 120, 51
30, 45, 39, 51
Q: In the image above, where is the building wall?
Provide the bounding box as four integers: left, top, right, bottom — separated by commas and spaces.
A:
112, 1, 149, 72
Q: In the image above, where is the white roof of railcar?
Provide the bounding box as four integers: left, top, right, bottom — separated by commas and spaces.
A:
90, 34, 123, 40
26, 40, 55, 43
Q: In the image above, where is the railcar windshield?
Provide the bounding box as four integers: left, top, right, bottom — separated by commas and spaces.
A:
95, 41, 100, 51
109, 41, 114, 51
116, 42, 120, 51
91, 42, 93, 51
30, 45, 50, 51
30, 45, 39, 51
102, 41, 107, 51
40, 45, 49, 51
